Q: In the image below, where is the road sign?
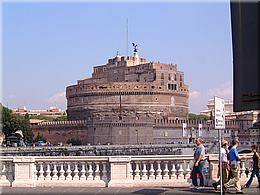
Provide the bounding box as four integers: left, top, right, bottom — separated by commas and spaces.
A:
214, 96, 225, 129
214, 96, 225, 195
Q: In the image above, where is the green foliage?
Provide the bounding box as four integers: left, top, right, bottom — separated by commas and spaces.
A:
29, 115, 55, 121
34, 132, 47, 142
1, 104, 33, 143
29, 114, 67, 122
53, 115, 67, 121
66, 138, 82, 146
188, 113, 209, 120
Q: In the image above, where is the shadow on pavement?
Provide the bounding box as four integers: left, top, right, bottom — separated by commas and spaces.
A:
132, 189, 167, 195
180, 188, 219, 194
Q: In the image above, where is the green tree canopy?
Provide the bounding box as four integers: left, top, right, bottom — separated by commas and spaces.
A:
188, 113, 209, 120
66, 138, 82, 146
34, 132, 47, 142
1, 104, 33, 143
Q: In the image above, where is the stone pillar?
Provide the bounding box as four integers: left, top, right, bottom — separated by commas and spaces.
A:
12, 157, 36, 187
108, 157, 132, 187
208, 154, 219, 185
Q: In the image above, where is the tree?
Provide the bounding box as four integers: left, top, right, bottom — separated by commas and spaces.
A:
53, 115, 67, 121
188, 113, 209, 120
34, 132, 47, 142
1, 104, 33, 143
66, 138, 82, 146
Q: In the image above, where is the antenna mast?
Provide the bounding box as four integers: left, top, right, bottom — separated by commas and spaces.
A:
126, 18, 129, 56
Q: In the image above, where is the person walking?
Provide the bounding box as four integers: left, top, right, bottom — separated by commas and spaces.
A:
212, 140, 230, 191
243, 144, 260, 188
191, 138, 206, 188
224, 139, 244, 194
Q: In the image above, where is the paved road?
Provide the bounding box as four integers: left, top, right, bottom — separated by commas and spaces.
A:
1, 187, 259, 195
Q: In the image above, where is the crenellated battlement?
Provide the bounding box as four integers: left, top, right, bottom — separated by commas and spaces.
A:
35, 120, 88, 127
155, 118, 240, 129
33, 119, 240, 129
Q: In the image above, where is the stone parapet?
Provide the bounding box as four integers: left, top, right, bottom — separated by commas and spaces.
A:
0, 154, 256, 188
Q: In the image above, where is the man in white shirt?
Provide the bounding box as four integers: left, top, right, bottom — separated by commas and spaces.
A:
212, 140, 229, 191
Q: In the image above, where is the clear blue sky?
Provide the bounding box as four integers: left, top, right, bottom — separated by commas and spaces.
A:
2, 1, 233, 113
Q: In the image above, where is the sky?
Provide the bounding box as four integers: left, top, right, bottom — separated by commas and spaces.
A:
2, 1, 233, 113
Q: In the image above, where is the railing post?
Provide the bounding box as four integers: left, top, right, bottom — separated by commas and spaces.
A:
163, 161, 170, 180
141, 161, 148, 181
108, 157, 132, 187
156, 161, 162, 180
208, 154, 219, 185
0, 162, 12, 187
81, 162, 87, 181
240, 161, 247, 182
12, 157, 36, 187
170, 161, 176, 180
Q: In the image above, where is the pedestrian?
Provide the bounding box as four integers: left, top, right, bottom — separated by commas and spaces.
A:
212, 140, 230, 192
224, 139, 244, 194
243, 144, 260, 189
191, 138, 206, 188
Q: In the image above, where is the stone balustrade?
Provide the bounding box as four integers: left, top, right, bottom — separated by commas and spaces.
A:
0, 154, 258, 188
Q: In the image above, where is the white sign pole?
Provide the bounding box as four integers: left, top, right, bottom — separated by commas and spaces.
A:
214, 96, 225, 195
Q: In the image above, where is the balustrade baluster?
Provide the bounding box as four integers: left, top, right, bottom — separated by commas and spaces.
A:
130, 162, 134, 180
185, 161, 191, 179
34, 163, 38, 181
149, 161, 155, 180
87, 163, 93, 180
38, 163, 44, 181
66, 163, 72, 180
59, 163, 65, 180
73, 163, 79, 180
134, 162, 140, 180
156, 161, 162, 180
240, 161, 247, 180
45, 162, 51, 180
170, 162, 176, 180
178, 162, 184, 180
163, 161, 169, 180
94, 162, 101, 180
80, 162, 86, 180
102, 162, 107, 181
141, 161, 148, 180
52, 163, 58, 180
1, 163, 7, 180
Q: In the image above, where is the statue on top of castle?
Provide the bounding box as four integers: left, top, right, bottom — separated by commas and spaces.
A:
132, 42, 138, 53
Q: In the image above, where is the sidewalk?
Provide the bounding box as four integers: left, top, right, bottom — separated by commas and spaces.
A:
1, 186, 259, 195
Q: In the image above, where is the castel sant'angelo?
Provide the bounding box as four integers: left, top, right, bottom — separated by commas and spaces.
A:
65, 44, 189, 144
33, 44, 191, 145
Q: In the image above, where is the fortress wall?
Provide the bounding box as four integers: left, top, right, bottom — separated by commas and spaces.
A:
31, 118, 239, 146
32, 126, 89, 145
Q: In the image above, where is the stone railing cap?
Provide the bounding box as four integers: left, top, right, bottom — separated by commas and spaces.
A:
109, 157, 131, 162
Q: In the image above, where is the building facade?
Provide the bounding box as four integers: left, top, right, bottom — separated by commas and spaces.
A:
200, 98, 260, 147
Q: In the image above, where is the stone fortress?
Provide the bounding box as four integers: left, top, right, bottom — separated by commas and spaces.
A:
65, 45, 189, 145
66, 48, 189, 120
32, 45, 243, 146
